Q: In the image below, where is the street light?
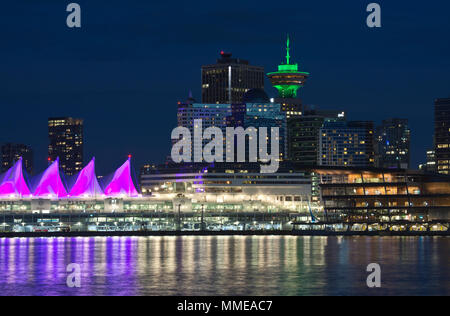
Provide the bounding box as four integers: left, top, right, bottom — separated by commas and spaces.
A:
201, 195, 206, 232
176, 199, 185, 231
178, 203, 181, 231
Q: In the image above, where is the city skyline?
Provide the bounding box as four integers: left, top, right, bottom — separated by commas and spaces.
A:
0, 1, 449, 298
0, 1, 449, 175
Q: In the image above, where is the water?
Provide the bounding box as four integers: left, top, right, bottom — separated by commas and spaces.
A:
0, 236, 448, 296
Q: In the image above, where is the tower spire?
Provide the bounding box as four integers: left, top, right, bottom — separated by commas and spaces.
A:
286, 34, 291, 65
267, 34, 309, 99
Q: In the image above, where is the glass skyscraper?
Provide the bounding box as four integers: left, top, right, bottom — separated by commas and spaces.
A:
319, 120, 375, 167
201, 52, 264, 104
48, 117, 84, 176
288, 109, 345, 165
435, 98, 450, 174
375, 118, 410, 169
176, 95, 232, 162
1, 143, 33, 175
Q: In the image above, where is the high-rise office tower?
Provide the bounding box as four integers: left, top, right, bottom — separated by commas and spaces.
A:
267, 36, 309, 117
435, 98, 450, 174
48, 117, 84, 176
319, 121, 375, 167
1, 143, 33, 174
375, 118, 410, 169
419, 149, 437, 172
201, 52, 264, 104
226, 89, 287, 162
426, 149, 437, 172
176, 94, 232, 162
288, 109, 345, 165
176, 90, 287, 164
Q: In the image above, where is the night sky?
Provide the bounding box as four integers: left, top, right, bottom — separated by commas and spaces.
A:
1, 0, 449, 175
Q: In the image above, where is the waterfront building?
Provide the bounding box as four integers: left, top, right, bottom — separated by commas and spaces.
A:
31, 158, 68, 198
140, 162, 314, 214
48, 117, 83, 176
140, 163, 157, 188
375, 118, 410, 169
0, 158, 318, 233
0, 157, 448, 233
201, 52, 264, 104
313, 166, 450, 231
68, 158, 103, 197
288, 109, 345, 165
319, 120, 375, 167
0, 156, 138, 200
1, 143, 33, 174
434, 98, 450, 174
102, 158, 139, 197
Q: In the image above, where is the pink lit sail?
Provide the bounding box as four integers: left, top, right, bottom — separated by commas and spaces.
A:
69, 158, 103, 197
104, 158, 139, 197
33, 158, 68, 198
0, 157, 31, 197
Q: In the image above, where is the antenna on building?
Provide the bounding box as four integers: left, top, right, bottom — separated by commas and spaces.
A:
286, 34, 291, 65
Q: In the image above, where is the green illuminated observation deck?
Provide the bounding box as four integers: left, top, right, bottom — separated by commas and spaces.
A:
267, 35, 309, 99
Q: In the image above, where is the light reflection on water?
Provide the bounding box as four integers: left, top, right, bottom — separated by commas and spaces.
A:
0, 236, 448, 296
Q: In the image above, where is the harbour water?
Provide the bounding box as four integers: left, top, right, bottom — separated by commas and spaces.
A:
0, 236, 448, 296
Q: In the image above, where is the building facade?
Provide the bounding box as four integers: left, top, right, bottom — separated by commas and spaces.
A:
425, 150, 437, 172
176, 90, 287, 163
140, 162, 314, 214
243, 103, 287, 162
235, 89, 287, 162
48, 117, 84, 176
314, 167, 450, 231
201, 52, 264, 104
0, 159, 318, 233
0, 156, 448, 233
375, 118, 410, 169
288, 109, 345, 165
176, 97, 232, 162
434, 98, 450, 174
273, 98, 303, 118
1, 143, 33, 174
319, 121, 375, 167
419, 150, 437, 172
